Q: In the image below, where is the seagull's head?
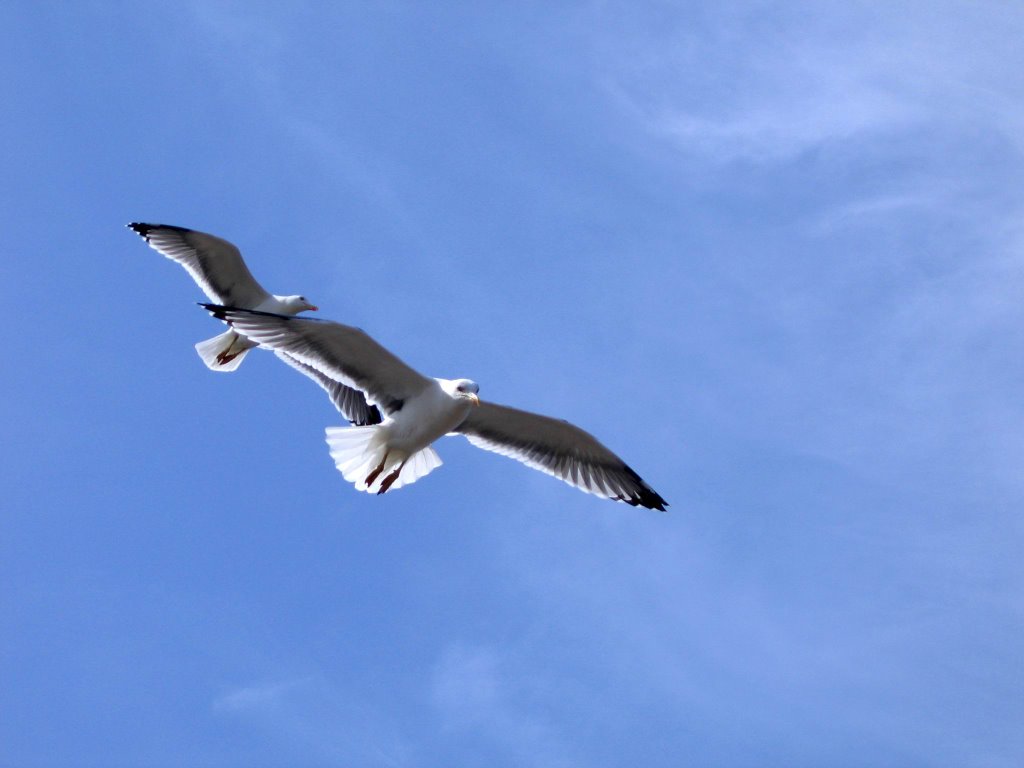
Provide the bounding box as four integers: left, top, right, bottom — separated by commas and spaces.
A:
446, 378, 480, 406
278, 295, 319, 314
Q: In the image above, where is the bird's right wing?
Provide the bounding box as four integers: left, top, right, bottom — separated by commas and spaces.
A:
275, 351, 383, 426
455, 401, 667, 510
203, 305, 431, 416
129, 223, 273, 307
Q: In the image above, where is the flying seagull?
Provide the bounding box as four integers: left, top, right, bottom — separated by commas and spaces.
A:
202, 304, 668, 511
129, 223, 383, 427
127, 223, 319, 372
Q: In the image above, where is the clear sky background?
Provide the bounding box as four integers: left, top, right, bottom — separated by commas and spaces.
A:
3, 2, 1023, 766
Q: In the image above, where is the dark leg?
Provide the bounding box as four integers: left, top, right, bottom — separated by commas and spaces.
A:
377, 461, 406, 495
364, 452, 390, 487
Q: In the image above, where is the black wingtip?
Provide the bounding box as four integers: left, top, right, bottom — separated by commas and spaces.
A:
639, 484, 669, 512
622, 465, 669, 511
127, 222, 193, 240
198, 302, 231, 321
127, 222, 153, 238
643, 493, 669, 512
624, 493, 668, 512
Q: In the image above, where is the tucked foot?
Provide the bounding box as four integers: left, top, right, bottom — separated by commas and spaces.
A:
377, 462, 405, 495
364, 452, 389, 487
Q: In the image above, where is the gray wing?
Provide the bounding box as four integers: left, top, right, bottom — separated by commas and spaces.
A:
129, 223, 273, 307
275, 351, 383, 426
455, 402, 667, 511
203, 305, 431, 416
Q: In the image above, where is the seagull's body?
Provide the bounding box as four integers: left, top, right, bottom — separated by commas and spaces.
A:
205, 304, 668, 510
128, 223, 319, 372
327, 378, 477, 494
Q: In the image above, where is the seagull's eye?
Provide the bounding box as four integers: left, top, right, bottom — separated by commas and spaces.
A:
456, 384, 466, 392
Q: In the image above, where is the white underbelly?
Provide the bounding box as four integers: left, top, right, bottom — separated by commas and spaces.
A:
384, 385, 469, 454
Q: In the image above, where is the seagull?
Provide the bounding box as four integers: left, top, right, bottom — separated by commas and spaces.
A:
202, 304, 668, 511
127, 223, 319, 372
129, 223, 384, 427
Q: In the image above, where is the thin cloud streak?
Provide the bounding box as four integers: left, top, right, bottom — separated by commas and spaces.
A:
593, 2, 1024, 163
213, 672, 414, 766
430, 644, 578, 767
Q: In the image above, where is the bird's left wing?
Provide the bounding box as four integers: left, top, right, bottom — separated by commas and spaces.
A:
275, 351, 383, 426
455, 402, 667, 510
202, 305, 431, 415
129, 223, 273, 306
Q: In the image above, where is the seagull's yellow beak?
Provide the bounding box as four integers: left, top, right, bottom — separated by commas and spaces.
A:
468, 393, 480, 406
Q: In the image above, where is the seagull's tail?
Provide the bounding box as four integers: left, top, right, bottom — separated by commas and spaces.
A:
194, 329, 257, 373
325, 426, 443, 495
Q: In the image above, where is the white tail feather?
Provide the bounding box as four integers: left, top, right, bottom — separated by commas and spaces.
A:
325, 426, 443, 494
388, 444, 443, 491
194, 329, 256, 372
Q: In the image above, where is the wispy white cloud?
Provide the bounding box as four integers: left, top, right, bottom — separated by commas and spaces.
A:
430, 644, 577, 767
184, 2, 416, 230
212, 675, 315, 714
483, 501, 1024, 765
570, 2, 1024, 503
283, 115, 415, 226
593, 2, 1024, 163
186, 0, 286, 94
806, 190, 947, 235
213, 672, 413, 766
431, 645, 501, 729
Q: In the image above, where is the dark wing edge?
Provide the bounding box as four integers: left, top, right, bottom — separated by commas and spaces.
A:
275, 351, 383, 426
456, 402, 668, 511
200, 303, 429, 417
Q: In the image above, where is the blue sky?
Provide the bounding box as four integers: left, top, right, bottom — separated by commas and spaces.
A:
3, 1, 1023, 765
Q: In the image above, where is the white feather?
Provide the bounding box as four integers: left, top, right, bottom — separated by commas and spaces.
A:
193, 329, 256, 372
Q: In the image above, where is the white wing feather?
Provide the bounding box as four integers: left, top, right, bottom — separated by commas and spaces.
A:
129, 223, 272, 307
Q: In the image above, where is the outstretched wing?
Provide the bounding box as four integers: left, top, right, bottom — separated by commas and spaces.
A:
455, 402, 667, 510
203, 305, 431, 416
129, 223, 272, 307
275, 351, 383, 426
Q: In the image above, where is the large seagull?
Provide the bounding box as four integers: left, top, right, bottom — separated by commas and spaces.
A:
203, 304, 668, 511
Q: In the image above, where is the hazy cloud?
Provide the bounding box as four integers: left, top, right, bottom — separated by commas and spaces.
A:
594, 2, 1024, 162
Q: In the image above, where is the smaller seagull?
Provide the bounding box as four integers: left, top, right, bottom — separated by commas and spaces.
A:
129, 224, 384, 427
127, 223, 319, 372
203, 304, 668, 511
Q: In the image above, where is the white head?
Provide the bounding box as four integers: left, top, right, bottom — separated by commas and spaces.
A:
443, 378, 480, 406
277, 295, 319, 315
